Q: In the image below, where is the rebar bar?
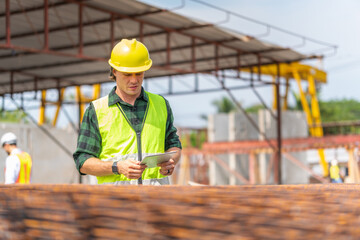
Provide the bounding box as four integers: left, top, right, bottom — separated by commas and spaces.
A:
0, 184, 359, 239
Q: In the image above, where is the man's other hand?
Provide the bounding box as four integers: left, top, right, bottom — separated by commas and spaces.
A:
158, 159, 175, 176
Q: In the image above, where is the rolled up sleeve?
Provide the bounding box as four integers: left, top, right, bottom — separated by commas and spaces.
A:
164, 99, 182, 150
73, 103, 102, 175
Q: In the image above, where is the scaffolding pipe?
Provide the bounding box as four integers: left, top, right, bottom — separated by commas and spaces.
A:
43, 0, 49, 50
275, 63, 282, 184
78, 3, 83, 55
5, 0, 11, 45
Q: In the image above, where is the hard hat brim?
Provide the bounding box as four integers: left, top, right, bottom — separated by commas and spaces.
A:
108, 59, 152, 73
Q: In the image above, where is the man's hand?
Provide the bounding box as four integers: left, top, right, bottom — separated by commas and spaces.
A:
118, 159, 147, 179
158, 159, 175, 176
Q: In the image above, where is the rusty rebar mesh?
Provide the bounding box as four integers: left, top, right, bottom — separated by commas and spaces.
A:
0, 184, 360, 240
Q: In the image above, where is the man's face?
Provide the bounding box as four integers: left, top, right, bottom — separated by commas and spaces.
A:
2, 144, 10, 155
114, 70, 144, 97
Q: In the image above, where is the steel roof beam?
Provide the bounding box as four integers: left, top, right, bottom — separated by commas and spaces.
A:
0, 16, 115, 42
65, 0, 279, 62
4, 43, 288, 73
0, 52, 315, 93
0, 58, 294, 90
0, 1, 173, 20
0, 36, 238, 61
3, 50, 291, 81
0, 28, 238, 60
0, 74, 269, 96
0, 1, 68, 18
0, 67, 76, 86
0, 4, 214, 44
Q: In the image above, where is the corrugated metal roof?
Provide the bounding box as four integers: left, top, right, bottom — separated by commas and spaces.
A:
0, 0, 316, 95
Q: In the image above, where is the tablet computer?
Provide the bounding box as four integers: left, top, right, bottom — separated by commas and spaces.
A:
140, 151, 177, 168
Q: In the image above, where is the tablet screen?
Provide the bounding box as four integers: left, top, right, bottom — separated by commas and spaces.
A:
140, 151, 177, 168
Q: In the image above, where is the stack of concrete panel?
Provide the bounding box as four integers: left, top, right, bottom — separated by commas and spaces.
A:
208, 110, 309, 185
208, 113, 230, 185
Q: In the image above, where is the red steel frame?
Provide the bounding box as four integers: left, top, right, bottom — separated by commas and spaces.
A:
185, 135, 360, 184
43, 0, 48, 50
202, 135, 360, 154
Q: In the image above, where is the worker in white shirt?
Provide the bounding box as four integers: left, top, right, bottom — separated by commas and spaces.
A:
329, 159, 343, 183
1, 132, 32, 184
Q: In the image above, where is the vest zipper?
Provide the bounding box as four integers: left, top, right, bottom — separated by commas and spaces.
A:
116, 100, 149, 185
136, 131, 143, 185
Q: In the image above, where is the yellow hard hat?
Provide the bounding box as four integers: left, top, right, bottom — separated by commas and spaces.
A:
108, 39, 152, 73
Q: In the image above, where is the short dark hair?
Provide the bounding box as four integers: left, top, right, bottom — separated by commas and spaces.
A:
2, 142, 16, 147
109, 67, 115, 81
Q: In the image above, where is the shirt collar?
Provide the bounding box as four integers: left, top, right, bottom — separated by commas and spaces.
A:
108, 86, 148, 106
10, 148, 21, 156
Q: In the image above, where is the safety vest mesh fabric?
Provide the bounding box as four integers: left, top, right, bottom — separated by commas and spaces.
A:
15, 152, 32, 184
330, 165, 340, 180
93, 91, 167, 184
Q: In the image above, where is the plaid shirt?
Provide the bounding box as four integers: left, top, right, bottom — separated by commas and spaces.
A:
73, 86, 182, 174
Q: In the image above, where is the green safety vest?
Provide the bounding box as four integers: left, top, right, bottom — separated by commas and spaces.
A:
92, 91, 169, 185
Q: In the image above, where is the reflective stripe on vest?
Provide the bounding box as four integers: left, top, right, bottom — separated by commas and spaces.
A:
15, 152, 32, 184
93, 91, 168, 185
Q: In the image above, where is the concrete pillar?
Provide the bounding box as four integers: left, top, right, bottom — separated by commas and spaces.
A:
258, 110, 266, 184
208, 114, 229, 185
208, 110, 309, 185
229, 113, 236, 185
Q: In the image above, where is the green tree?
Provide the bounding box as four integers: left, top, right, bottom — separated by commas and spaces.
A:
190, 130, 207, 149
212, 96, 266, 113
318, 99, 360, 135
288, 90, 303, 111
211, 95, 360, 135
319, 99, 360, 122
212, 96, 238, 113
245, 104, 265, 113
0, 110, 27, 123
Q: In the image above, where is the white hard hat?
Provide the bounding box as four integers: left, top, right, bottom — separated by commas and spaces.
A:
331, 159, 338, 166
1, 132, 17, 146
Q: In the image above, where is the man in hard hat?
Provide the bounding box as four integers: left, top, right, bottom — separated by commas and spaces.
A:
330, 159, 343, 183
73, 39, 182, 185
1, 132, 32, 184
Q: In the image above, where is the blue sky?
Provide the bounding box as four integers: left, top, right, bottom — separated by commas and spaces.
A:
135, 0, 360, 127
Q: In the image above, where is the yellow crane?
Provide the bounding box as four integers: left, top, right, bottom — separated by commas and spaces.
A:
38, 84, 101, 127
242, 62, 329, 176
